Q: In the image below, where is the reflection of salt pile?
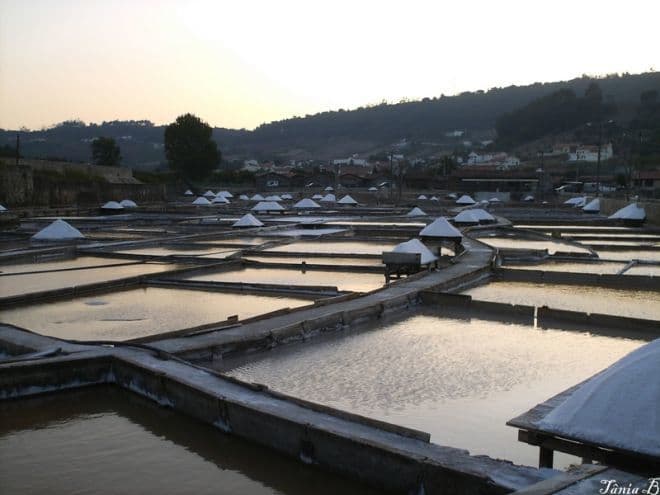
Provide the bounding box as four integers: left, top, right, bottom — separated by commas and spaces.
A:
294, 198, 321, 209
407, 207, 427, 217
32, 219, 85, 241
538, 339, 660, 457
233, 213, 264, 228
391, 239, 437, 265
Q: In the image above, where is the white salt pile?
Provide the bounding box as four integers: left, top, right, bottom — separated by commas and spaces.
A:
32, 219, 85, 241
233, 213, 264, 228
294, 198, 321, 209
455, 194, 476, 205
407, 207, 427, 217
390, 239, 438, 265
419, 217, 463, 238
538, 339, 660, 457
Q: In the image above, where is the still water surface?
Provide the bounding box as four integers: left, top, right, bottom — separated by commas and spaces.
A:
0, 387, 378, 495
187, 267, 385, 292
0, 287, 309, 340
220, 310, 644, 468
464, 281, 660, 320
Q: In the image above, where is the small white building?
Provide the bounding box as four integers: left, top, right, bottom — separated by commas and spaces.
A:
568, 143, 613, 162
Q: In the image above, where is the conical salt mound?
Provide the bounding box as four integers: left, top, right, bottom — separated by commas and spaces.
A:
250, 194, 265, 201
203, 190, 215, 197
417, 194, 428, 200
32, 219, 85, 241
523, 195, 534, 202
192, 196, 212, 205
312, 194, 324, 200
320, 194, 336, 202
454, 210, 480, 224
184, 189, 194, 196
582, 198, 600, 213
407, 207, 427, 217
265, 195, 282, 201
233, 213, 264, 228
419, 217, 462, 238
391, 239, 438, 265
101, 201, 123, 210
338, 194, 358, 205
469, 208, 495, 223
211, 195, 229, 204
218, 190, 233, 198
252, 201, 285, 212
120, 199, 138, 208
455, 194, 475, 205
609, 203, 646, 221
239, 194, 249, 200
294, 198, 321, 209
0, 204, 7, 212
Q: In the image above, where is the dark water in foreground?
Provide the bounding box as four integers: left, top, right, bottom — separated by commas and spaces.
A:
0, 387, 380, 495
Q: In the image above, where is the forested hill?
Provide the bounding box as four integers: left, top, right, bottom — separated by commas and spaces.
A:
2, 72, 659, 168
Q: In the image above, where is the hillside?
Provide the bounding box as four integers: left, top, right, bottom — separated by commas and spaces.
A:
1, 72, 659, 168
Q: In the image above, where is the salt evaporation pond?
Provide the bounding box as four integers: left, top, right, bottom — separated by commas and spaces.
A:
113, 246, 240, 258
265, 241, 399, 255
187, 267, 385, 292
246, 255, 384, 266
219, 309, 644, 468
0, 256, 137, 274
596, 249, 660, 262
477, 237, 590, 254
624, 264, 660, 277
0, 287, 310, 340
464, 281, 660, 320
199, 237, 274, 246
508, 261, 626, 274
0, 387, 377, 495
0, 262, 187, 298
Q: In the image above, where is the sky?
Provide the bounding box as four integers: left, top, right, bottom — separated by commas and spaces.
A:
1, 0, 658, 131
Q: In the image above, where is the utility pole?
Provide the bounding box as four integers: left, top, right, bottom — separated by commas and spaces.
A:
15, 133, 20, 166
596, 122, 602, 197
389, 150, 394, 202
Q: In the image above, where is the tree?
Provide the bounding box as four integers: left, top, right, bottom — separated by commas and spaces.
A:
91, 137, 121, 166
164, 113, 220, 180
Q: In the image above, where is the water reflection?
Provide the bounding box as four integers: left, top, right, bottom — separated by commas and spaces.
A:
0, 387, 379, 495
219, 309, 644, 467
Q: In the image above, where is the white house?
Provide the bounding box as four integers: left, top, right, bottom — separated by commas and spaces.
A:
568, 143, 613, 162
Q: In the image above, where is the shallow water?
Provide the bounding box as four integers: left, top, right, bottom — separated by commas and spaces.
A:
0, 262, 187, 298
0, 387, 378, 495
245, 256, 384, 266
596, 250, 660, 262
624, 264, 660, 277
187, 267, 385, 292
265, 241, 399, 255
508, 261, 625, 274
113, 246, 240, 257
464, 281, 660, 320
220, 310, 644, 468
0, 256, 135, 274
0, 287, 309, 340
478, 237, 590, 254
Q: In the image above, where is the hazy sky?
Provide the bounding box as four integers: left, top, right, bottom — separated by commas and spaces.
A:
1, 0, 658, 130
